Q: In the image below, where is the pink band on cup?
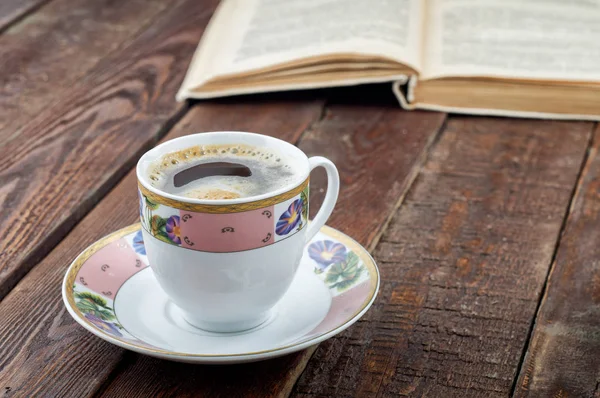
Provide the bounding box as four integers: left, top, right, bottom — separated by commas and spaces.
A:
138, 183, 308, 253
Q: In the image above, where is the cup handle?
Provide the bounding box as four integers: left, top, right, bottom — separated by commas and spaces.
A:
305, 156, 340, 242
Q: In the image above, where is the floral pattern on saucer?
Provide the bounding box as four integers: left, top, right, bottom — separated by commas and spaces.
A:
308, 240, 347, 270
74, 291, 123, 337
63, 224, 378, 362
67, 229, 157, 349
308, 240, 368, 294
71, 284, 150, 344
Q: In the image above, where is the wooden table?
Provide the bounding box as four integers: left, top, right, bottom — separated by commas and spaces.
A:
1, 1, 599, 397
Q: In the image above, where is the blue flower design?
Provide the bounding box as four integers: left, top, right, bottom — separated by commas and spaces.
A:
276, 199, 303, 236
308, 240, 347, 270
85, 313, 122, 337
132, 230, 146, 255
138, 191, 144, 219
165, 215, 181, 244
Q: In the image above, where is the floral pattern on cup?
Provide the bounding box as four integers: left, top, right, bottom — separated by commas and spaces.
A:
138, 191, 144, 220
309, 240, 366, 293
74, 291, 123, 337
149, 214, 182, 246
139, 188, 308, 252
276, 198, 303, 236
300, 186, 308, 227
165, 215, 181, 244
140, 191, 160, 232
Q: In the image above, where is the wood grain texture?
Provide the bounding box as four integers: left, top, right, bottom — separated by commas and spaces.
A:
292, 117, 594, 398
0, 0, 170, 138
302, 106, 447, 246
0, 0, 51, 33
0, 100, 325, 397
0, 0, 220, 299
514, 124, 600, 397
95, 105, 446, 398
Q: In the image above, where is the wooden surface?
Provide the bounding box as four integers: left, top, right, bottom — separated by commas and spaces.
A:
0, 0, 170, 136
0, 0, 218, 299
95, 104, 445, 398
293, 118, 593, 397
515, 124, 600, 397
1, 1, 599, 397
0, 99, 323, 398
0, 0, 50, 33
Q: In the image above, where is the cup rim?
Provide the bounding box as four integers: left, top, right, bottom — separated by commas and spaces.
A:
136, 131, 310, 206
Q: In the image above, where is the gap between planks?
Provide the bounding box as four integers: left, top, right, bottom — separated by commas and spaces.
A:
293, 100, 330, 147
510, 121, 599, 396
0, 99, 191, 304
291, 116, 593, 397
90, 101, 328, 398
286, 114, 448, 398
0, 0, 53, 34
367, 116, 447, 254
85, 104, 446, 398
0, 0, 220, 300
0, 98, 326, 397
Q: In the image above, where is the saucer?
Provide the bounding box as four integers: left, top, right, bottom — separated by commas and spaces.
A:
62, 223, 379, 364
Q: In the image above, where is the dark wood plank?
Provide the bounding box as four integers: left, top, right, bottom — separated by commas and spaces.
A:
292, 118, 594, 398
0, 0, 170, 138
0, 0, 220, 299
0, 100, 325, 397
302, 106, 446, 245
514, 124, 600, 397
94, 106, 446, 398
0, 0, 51, 33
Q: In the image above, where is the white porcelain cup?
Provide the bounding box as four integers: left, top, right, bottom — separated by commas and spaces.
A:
136, 132, 339, 332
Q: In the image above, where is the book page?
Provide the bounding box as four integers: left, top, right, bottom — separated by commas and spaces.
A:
188, 0, 424, 81
421, 0, 600, 82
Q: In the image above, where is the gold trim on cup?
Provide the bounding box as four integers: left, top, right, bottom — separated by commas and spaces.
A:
64, 223, 379, 358
138, 178, 309, 214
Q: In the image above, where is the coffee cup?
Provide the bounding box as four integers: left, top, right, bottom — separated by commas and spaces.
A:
136, 131, 339, 332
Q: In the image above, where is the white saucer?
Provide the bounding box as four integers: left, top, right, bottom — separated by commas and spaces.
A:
62, 224, 379, 364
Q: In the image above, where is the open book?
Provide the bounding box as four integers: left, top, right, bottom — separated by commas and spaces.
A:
177, 0, 600, 120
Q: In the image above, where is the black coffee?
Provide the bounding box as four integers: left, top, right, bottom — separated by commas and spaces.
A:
148, 144, 298, 200
173, 162, 252, 188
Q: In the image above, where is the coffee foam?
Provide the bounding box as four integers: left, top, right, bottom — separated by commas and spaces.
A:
147, 143, 299, 199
